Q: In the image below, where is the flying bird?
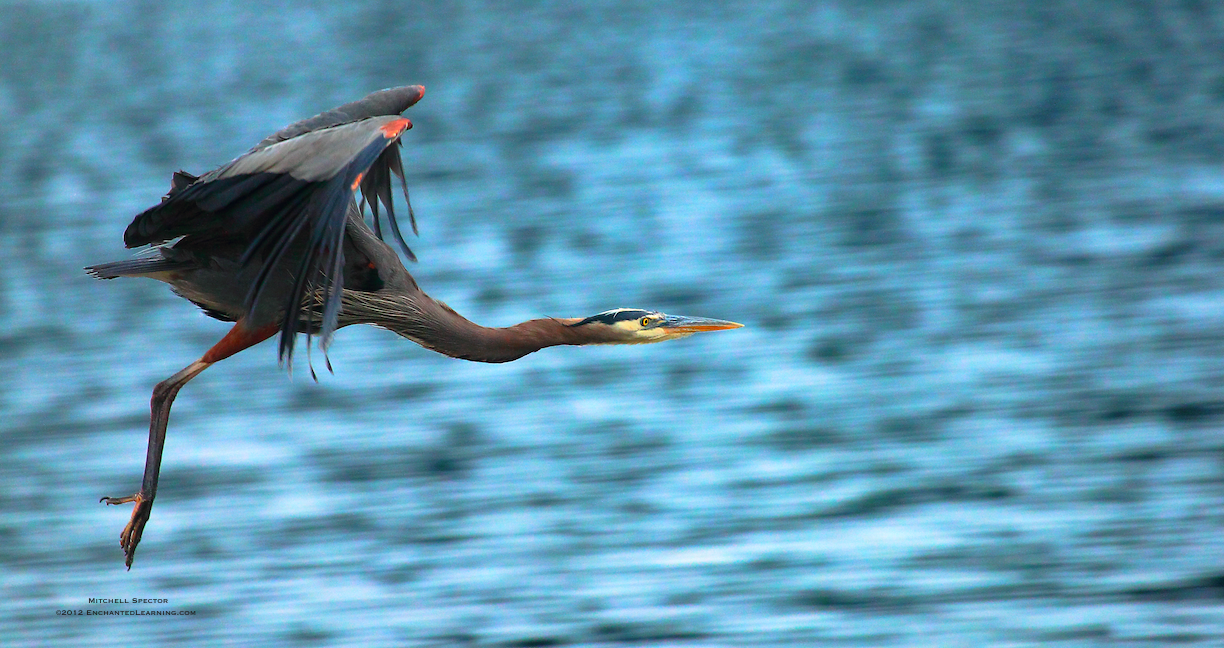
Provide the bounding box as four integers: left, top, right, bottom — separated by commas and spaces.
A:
87, 85, 742, 568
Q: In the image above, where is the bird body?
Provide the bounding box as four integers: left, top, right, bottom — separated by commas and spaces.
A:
88, 85, 741, 568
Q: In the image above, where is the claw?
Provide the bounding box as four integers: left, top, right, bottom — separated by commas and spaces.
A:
101, 493, 153, 569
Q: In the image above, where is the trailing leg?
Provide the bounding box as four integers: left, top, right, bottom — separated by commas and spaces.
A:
101, 320, 277, 569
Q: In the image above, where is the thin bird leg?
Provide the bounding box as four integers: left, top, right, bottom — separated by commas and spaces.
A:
101, 320, 278, 569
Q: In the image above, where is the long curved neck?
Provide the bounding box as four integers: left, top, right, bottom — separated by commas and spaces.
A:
342, 291, 592, 363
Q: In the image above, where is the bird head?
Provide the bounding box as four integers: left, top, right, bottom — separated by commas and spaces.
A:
565, 308, 742, 344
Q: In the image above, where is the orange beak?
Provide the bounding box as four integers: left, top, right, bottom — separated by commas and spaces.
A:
659, 315, 744, 333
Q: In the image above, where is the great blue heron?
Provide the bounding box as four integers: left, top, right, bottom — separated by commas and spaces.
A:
86, 85, 742, 569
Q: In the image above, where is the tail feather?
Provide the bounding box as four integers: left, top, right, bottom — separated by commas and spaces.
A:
85, 256, 193, 280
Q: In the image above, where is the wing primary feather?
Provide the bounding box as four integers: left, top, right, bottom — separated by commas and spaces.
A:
382, 148, 417, 259
239, 188, 314, 266
352, 133, 416, 262
279, 174, 352, 363
193, 173, 278, 213
307, 338, 319, 382
243, 194, 317, 333
278, 236, 317, 364
314, 177, 355, 350
360, 153, 398, 253
384, 207, 416, 262
268, 125, 408, 363
279, 213, 329, 362
369, 199, 384, 240
371, 157, 394, 221
209, 174, 310, 232
320, 229, 346, 352
362, 170, 382, 238
252, 85, 424, 152
389, 144, 418, 235
245, 213, 308, 320
278, 186, 342, 364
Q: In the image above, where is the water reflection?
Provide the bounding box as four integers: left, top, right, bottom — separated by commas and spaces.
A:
5, 1, 1224, 646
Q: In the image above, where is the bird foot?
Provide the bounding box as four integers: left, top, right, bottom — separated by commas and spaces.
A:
100, 492, 153, 570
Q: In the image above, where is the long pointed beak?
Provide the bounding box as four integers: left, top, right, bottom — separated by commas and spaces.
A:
660, 315, 744, 333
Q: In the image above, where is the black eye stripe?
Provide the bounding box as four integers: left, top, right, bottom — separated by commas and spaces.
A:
571, 309, 653, 327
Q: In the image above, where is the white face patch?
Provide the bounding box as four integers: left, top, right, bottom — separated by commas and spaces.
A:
607, 312, 696, 344
572, 309, 740, 345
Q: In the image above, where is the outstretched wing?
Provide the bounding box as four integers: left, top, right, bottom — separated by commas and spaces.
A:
255, 85, 424, 254
131, 84, 424, 254
252, 85, 424, 152
123, 113, 414, 365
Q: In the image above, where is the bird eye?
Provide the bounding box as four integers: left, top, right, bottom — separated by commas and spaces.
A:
640, 317, 653, 327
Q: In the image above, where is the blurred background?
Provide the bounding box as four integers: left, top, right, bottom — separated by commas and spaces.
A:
4, 0, 1224, 645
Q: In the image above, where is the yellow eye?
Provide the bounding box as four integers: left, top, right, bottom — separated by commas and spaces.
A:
640, 317, 653, 327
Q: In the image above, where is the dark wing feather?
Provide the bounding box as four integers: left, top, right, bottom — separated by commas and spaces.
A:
252, 85, 425, 261
169, 170, 197, 195
251, 85, 424, 152
123, 115, 414, 365
359, 143, 417, 261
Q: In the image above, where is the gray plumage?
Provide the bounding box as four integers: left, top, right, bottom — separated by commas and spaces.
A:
87, 84, 741, 569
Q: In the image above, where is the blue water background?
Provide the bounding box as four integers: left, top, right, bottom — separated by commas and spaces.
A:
3, 1, 1224, 645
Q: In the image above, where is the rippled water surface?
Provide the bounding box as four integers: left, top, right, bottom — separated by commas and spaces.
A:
4, 1, 1224, 646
